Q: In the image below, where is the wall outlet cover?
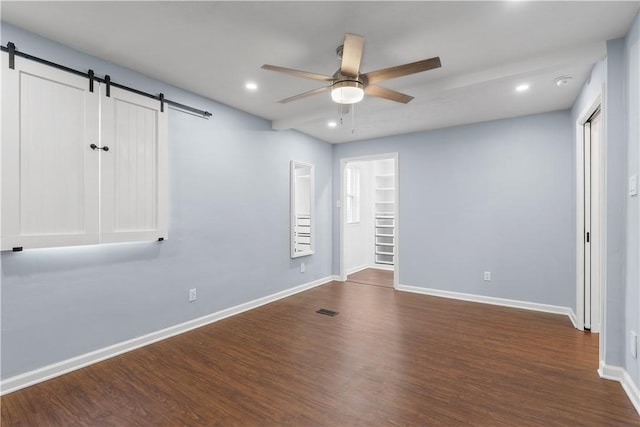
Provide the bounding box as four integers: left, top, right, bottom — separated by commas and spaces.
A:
483, 271, 491, 281
629, 175, 638, 197
300, 262, 305, 273
189, 288, 197, 302
632, 331, 638, 359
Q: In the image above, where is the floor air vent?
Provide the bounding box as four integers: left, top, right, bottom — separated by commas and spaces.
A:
316, 308, 338, 317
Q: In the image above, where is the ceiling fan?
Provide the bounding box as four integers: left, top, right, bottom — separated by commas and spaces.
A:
262, 33, 441, 105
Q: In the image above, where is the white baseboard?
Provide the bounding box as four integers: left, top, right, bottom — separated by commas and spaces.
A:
598, 360, 625, 380
345, 264, 394, 275
346, 264, 370, 275
369, 264, 394, 271
598, 361, 640, 415
396, 284, 575, 320
567, 308, 578, 329
1, 274, 338, 396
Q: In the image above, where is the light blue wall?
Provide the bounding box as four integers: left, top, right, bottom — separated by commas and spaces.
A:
605, 38, 627, 369
0, 23, 333, 379
624, 13, 640, 389
333, 112, 575, 308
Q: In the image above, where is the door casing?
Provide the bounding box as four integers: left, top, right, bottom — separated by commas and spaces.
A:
339, 153, 399, 288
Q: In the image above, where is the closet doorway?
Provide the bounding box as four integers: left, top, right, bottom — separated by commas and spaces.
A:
339, 153, 398, 288
582, 107, 602, 333
576, 95, 604, 341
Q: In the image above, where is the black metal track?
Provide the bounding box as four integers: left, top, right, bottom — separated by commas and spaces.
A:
1, 43, 212, 118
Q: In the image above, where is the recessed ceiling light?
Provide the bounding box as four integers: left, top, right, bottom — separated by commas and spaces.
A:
516, 83, 530, 92
245, 82, 258, 90
554, 76, 573, 87
328, 121, 337, 128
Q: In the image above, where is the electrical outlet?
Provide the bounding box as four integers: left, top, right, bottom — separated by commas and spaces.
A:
632, 331, 638, 359
189, 288, 197, 302
483, 271, 491, 281
300, 262, 305, 273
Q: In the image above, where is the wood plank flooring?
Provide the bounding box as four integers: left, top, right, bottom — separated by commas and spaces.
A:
347, 267, 393, 288
2, 280, 638, 426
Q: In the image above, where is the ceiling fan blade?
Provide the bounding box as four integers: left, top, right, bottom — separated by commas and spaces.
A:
278, 86, 331, 103
363, 57, 441, 85
365, 85, 414, 104
340, 33, 365, 77
261, 64, 334, 82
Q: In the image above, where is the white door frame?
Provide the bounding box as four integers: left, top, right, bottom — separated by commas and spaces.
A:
575, 86, 605, 349
340, 152, 399, 288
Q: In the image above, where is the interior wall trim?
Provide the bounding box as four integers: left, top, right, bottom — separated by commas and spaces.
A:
598, 361, 640, 415
346, 264, 370, 275
0, 274, 339, 396
397, 284, 577, 321
344, 264, 394, 277
368, 264, 394, 272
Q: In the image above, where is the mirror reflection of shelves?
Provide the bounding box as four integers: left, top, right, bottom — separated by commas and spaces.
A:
375, 173, 395, 266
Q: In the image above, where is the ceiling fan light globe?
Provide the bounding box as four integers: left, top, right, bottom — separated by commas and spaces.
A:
331, 81, 364, 104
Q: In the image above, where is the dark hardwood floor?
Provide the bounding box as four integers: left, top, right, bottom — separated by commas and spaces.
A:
347, 267, 393, 288
2, 279, 638, 426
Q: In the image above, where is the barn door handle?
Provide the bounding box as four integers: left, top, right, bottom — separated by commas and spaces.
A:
90, 143, 109, 152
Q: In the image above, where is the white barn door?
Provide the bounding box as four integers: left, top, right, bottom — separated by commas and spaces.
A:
1, 55, 100, 250
99, 86, 168, 244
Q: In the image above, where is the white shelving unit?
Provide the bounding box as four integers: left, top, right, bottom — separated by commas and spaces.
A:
374, 172, 395, 266
294, 214, 311, 253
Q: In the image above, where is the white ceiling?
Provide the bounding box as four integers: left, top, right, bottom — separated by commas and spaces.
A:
2, 1, 638, 143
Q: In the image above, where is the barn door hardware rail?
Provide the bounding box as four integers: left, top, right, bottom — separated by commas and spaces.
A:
1, 42, 212, 119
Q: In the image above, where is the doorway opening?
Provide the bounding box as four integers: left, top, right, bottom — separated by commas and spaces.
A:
340, 153, 398, 288
576, 98, 604, 340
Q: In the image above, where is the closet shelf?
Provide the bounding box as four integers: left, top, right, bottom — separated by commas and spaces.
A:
375, 250, 394, 256
374, 167, 395, 267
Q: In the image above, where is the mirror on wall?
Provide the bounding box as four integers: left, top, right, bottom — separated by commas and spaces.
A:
291, 161, 314, 258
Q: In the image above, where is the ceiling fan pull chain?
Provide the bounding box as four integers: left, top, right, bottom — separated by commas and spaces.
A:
351, 103, 356, 134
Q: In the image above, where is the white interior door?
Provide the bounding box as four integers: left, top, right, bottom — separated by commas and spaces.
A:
1, 55, 100, 250
584, 109, 602, 332
99, 86, 168, 244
